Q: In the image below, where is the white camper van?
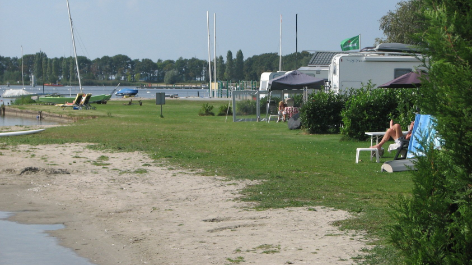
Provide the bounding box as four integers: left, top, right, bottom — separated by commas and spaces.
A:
326, 43, 426, 94
298, 51, 350, 81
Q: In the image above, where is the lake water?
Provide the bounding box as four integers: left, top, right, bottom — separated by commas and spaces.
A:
0, 85, 213, 126
0, 85, 211, 103
0, 211, 95, 265
0, 115, 60, 127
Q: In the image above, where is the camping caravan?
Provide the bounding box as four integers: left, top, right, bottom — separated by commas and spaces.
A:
297, 51, 350, 81
326, 43, 426, 94
259, 71, 286, 91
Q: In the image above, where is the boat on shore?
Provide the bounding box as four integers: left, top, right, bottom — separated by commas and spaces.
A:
39, 1, 119, 105
115, 88, 138, 97
39, 91, 115, 104
0, 129, 45, 137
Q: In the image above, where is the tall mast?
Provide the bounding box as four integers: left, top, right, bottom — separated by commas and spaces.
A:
67, 0, 82, 93
207, 11, 212, 98
213, 13, 217, 98
21, 45, 24, 88
279, 14, 282, 71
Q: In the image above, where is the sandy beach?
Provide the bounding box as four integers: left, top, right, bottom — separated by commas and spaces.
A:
0, 132, 370, 264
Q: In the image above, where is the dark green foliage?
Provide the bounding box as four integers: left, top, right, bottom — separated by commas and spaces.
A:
12, 96, 36, 105
236, 100, 256, 115
198, 103, 214, 116
341, 85, 416, 141
300, 91, 346, 134
217, 103, 232, 116
164, 70, 179, 84
292, 94, 303, 107
390, 140, 472, 264
389, 0, 472, 263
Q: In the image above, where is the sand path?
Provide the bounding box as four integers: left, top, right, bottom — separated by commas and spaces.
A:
0, 142, 369, 264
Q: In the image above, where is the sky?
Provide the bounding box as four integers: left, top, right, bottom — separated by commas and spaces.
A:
0, 0, 400, 62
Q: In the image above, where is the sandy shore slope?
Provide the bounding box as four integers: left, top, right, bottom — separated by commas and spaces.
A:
0, 142, 370, 265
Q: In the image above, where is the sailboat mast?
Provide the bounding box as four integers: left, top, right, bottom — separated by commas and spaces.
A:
213, 13, 217, 98
279, 14, 282, 72
21, 45, 24, 88
207, 11, 212, 98
67, 0, 82, 93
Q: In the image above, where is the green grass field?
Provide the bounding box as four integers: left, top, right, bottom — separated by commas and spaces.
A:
1, 99, 413, 263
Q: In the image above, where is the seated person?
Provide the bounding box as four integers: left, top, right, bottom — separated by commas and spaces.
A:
371, 120, 415, 151
277, 101, 287, 122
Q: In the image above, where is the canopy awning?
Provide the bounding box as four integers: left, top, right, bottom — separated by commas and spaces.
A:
268, 70, 324, 91
378, 71, 427, 88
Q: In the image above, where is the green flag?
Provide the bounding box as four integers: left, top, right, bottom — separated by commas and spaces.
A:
340, 35, 360, 51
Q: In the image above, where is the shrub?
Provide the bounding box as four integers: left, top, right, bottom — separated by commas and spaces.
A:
198, 103, 214, 116
236, 100, 256, 115
341, 86, 403, 141
164, 70, 180, 84
11, 96, 36, 105
300, 91, 347, 134
217, 103, 232, 116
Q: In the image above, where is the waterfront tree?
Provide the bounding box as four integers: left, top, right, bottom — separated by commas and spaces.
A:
217, 55, 225, 80
234, 50, 244, 81
164, 69, 179, 84
224, 50, 233, 81
377, 0, 425, 45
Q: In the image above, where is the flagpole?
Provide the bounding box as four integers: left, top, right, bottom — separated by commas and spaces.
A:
279, 14, 282, 72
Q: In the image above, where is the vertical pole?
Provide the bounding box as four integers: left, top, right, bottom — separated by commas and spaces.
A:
296, 14, 298, 69
67, 0, 82, 93
279, 14, 282, 72
214, 13, 217, 98
207, 11, 212, 98
359, 34, 361, 51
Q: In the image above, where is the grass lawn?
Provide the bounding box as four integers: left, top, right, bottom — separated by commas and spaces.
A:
1, 99, 413, 263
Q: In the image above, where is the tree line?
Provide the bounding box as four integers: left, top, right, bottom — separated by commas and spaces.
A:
0, 50, 312, 85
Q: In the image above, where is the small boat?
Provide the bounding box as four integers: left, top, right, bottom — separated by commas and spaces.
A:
0, 129, 45, 137
2, 89, 34, 98
115, 88, 138, 97
38, 94, 77, 104
44, 83, 64, 87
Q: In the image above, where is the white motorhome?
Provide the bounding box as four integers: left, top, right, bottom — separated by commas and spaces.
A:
259, 71, 286, 91
326, 43, 426, 94
297, 51, 349, 81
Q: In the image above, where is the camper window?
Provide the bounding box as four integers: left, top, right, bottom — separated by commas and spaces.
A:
394, 68, 412, 79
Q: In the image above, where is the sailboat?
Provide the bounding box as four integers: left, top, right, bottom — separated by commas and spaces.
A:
1, 46, 35, 98
39, 0, 117, 105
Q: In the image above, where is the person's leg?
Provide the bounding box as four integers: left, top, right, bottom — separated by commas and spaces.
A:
371, 124, 403, 149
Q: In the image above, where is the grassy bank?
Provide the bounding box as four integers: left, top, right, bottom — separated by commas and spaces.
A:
1, 99, 412, 263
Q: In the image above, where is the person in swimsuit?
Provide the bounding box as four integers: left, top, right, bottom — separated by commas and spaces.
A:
370, 120, 415, 150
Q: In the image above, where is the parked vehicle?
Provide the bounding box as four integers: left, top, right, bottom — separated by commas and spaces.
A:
326, 43, 426, 94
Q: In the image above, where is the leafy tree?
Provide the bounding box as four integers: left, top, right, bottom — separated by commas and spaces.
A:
389, 1, 472, 263
217, 55, 225, 80
164, 69, 179, 84
234, 50, 244, 80
376, 0, 426, 45
224, 50, 233, 81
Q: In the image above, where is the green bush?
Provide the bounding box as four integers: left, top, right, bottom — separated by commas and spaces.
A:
198, 103, 214, 116
341, 86, 413, 141
11, 96, 36, 105
236, 100, 256, 115
217, 103, 232, 116
389, 138, 472, 264
300, 91, 347, 134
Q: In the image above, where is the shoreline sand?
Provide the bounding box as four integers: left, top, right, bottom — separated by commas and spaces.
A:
0, 140, 370, 264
